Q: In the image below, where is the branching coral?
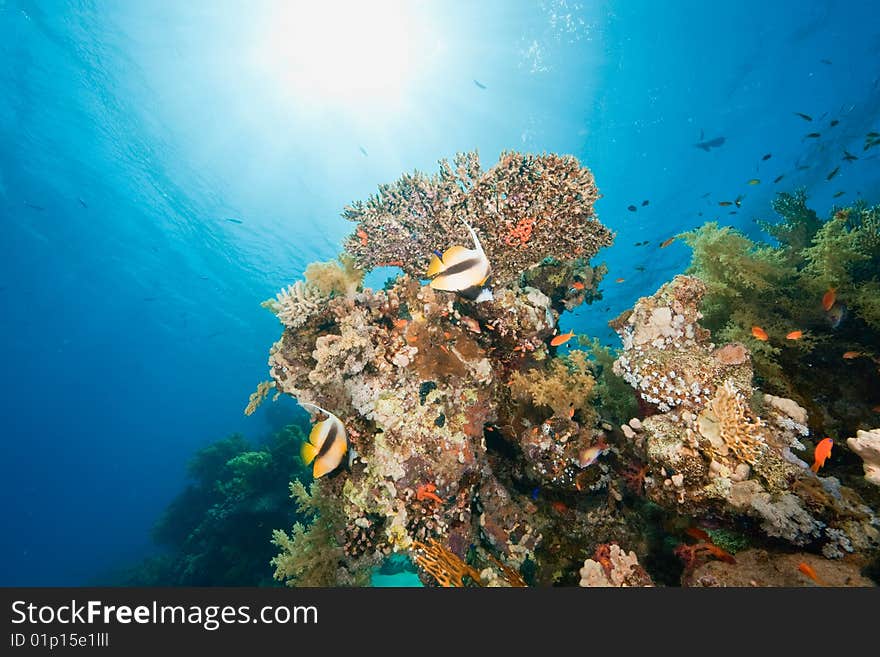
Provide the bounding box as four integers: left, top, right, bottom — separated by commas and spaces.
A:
244, 380, 275, 416
342, 151, 613, 287
271, 480, 364, 587
410, 539, 482, 587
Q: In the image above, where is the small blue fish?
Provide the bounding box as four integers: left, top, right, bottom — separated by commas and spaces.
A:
473, 79, 487, 89
531, 487, 540, 501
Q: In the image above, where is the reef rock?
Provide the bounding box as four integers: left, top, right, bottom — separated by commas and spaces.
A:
578, 543, 653, 587
610, 276, 880, 558
687, 549, 873, 587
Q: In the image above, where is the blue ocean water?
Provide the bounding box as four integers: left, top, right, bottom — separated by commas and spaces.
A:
1, 0, 878, 585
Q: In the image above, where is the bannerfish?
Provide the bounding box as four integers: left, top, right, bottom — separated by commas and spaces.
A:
810, 437, 833, 473
426, 218, 493, 302
299, 402, 348, 478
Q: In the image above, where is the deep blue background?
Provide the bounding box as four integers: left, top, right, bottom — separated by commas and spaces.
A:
1, 0, 878, 585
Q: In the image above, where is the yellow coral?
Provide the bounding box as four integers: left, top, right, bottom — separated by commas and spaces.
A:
698, 380, 767, 466
303, 253, 364, 298
243, 380, 274, 416
411, 539, 482, 587
509, 350, 596, 419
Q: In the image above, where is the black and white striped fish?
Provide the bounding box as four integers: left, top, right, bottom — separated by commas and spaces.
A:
298, 402, 348, 478
425, 219, 493, 302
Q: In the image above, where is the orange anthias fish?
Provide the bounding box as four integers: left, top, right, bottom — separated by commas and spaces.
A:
550, 330, 575, 347
751, 326, 769, 341
659, 236, 677, 248
822, 287, 837, 311
570, 281, 585, 291
811, 437, 834, 473
615, 277, 626, 283
786, 330, 803, 340
842, 351, 863, 359
798, 562, 825, 586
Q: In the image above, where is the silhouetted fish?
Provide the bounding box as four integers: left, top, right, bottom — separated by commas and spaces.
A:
773, 174, 785, 183
634, 265, 646, 272
762, 153, 772, 160
826, 166, 840, 180
641, 199, 649, 206
694, 136, 725, 151
833, 191, 845, 198
78, 197, 87, 208
805, 132, 821, 138
473, 79, 487, 89
830, 119, 839, 127
359, 145, 368, 156
843, 150, 858, 162
700, 192, 711, 198
226, 218, 243, 224
627, 205, 637, 212
820, 59, 832, 65
23, 202, 44, 211
794, 112, 813, 121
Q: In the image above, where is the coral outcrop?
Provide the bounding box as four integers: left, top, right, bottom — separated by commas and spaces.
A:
264, 151, 616, 586
610, 276, 879, 558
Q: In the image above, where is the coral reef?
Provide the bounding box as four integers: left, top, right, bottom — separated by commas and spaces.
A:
848, 429, 880, 487
263, 151, 617, 587
679, 196, 880, 436
121, 428, 305, 586
610, 275, 879, 558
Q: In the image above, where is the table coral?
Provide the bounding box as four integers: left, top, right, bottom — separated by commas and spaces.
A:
342, 151, 613, 289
